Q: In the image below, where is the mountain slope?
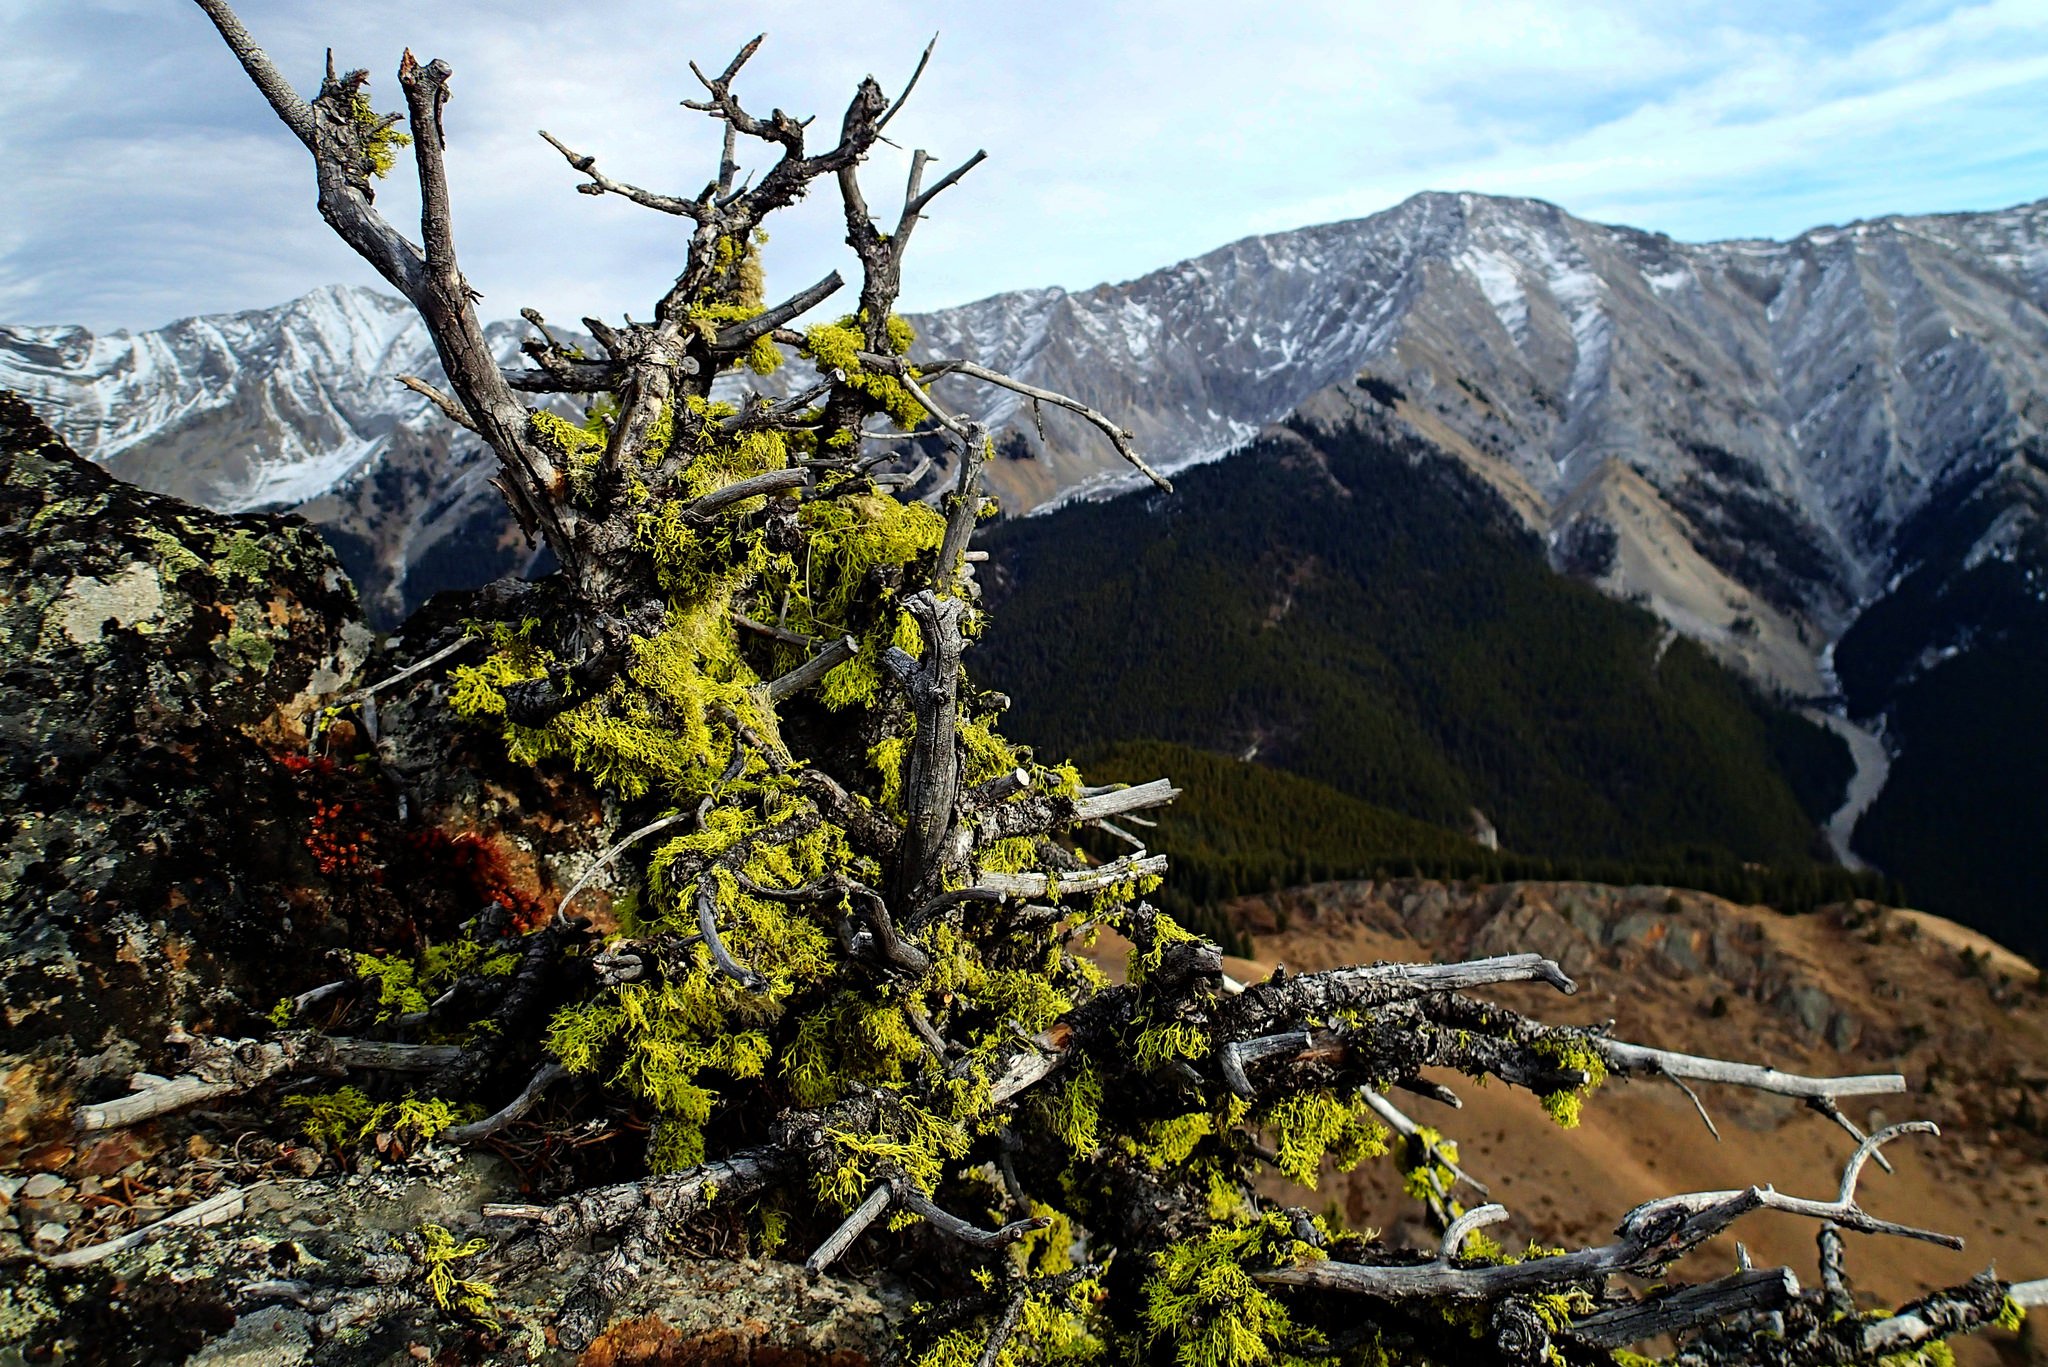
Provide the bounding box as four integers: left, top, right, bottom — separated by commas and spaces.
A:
1832, 443, 2048, 958
0, 286, 546, 623
1214, 877, 2048, 1367
974, 403, 1854, 877
12, 195, 2048, 933
16, 193, 2048, 657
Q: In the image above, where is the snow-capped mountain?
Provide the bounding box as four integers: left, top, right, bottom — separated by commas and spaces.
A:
0, 286, 557, 623
912, 192, 2048, 696
7, 193, 2047, 686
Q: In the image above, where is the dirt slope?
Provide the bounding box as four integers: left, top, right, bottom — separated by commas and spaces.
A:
1220, 880, 2048, 1362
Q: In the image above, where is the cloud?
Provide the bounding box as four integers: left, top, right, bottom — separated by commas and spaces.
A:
2, 1, 2045, 332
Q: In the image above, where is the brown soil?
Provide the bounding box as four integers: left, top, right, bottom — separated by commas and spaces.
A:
1133, 879, 2048, 1362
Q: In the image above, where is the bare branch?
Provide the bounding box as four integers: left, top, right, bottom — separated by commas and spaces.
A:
683, 466, 809, 522
733, 611, 822, 648
875, 35, 937, 133
711, 271, 844, 353
696, 879, 766, 990
555, 811, 693, 920
444, 1063, 568, 1143
1598, 1039, 1905, 1102
1568, 1266, 1800, 1349
395, 374, 478, 432
191, 0, 314, 148
1360, 1086, 1490, 1198
894, 1181, 1049, 1249
905, 149, 987, 219
760, 635, 858, 704
805, 1183, 891, 1275
40, 1187, 251, 1270
886, 355, 1173, 491
76, 1033, 464, 1132
974, 853, 1169, 900
537, 129, 700, 217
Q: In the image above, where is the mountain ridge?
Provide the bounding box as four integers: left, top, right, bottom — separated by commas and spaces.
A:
10, 192, 2048, 923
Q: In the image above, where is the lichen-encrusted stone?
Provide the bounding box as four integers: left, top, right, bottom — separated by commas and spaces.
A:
0, 389, 368, 1156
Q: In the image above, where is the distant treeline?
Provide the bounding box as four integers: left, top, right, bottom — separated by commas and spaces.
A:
1079, 741, 1897, 956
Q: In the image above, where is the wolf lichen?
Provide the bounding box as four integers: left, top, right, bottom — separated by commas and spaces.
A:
410, 1223, 497, 1322
1531, 1035, 1608, 1129
1144, 1214, 1329, 1367
348, 92, 411, 178
1254, 1090, 1387, 1188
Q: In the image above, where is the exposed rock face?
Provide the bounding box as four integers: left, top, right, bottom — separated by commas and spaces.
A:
0, 389, 369, 1156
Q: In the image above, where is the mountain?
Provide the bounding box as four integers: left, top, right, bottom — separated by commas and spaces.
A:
13, 195, 2047, 677
9, 193, 2047, 944
0, 285, 545, 624
972, 406, 1872, 893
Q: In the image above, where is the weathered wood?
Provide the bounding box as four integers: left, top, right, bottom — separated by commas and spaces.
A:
1568, 1267, 1800, 1348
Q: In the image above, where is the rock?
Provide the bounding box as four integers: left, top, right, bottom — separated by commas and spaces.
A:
185, 1305, 314, 1367
75, 1133, 150, 1177
19, 1172, 64, 1200
0, 391, 368, 1158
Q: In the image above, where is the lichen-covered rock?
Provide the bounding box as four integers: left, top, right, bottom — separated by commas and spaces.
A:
0, 390, 373, 1159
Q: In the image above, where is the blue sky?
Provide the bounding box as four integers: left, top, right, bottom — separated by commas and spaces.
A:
3, 0, 2046, 332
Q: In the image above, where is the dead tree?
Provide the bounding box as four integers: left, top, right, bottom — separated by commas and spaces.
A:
165, 4, 2035, 1361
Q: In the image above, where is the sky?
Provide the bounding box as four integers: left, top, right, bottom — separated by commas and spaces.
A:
3, 1, 2047, 333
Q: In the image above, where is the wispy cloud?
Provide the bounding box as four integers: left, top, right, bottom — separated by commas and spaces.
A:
2, 1, 2044, 332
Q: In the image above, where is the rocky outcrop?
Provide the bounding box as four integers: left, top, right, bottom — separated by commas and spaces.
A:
0, 389, 371, 1158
